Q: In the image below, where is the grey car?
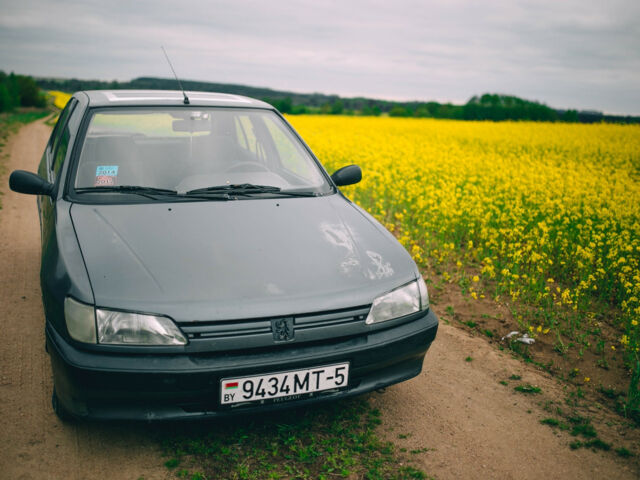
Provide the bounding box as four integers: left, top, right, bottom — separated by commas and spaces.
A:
9, 90, 438, 421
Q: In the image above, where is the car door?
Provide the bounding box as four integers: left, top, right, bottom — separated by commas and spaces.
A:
38, 98, 78, 241
41, 96, 85, 277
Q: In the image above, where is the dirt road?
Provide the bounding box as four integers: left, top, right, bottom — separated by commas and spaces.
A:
0, 119, 637, 479
0, 120, 170, 480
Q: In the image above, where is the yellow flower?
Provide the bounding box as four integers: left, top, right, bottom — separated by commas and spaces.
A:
49, 90, 72, 109
471, 292, 478, 299
287, 115, 640, 381
472, 275, 479, 282
584, 377, 590, 383
536, 325, 542, 333
542, 328, 550, 334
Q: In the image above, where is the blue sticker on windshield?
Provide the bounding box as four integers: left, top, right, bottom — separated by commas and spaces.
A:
96, 165, 119, 176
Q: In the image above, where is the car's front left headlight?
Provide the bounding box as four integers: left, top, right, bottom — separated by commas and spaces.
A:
96, 308, 188, 345
365, 277, 429, 325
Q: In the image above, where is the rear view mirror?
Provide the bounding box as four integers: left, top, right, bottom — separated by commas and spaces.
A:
9, 170, 54, 196
331, 165, 362, 187
172, 114, 211, 133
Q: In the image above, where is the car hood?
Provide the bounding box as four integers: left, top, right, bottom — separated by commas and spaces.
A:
70, 195, 417, 322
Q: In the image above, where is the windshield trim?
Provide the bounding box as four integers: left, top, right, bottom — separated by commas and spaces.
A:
64, 105, 337, 205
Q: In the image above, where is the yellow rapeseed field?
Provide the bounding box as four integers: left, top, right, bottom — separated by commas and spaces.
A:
49, 90, 72, 110
289, 115, 640, 406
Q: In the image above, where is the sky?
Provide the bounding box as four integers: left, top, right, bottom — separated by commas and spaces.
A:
1, 0, 639, 115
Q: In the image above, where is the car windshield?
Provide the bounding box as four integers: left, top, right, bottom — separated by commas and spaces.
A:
72, 107, 332, 196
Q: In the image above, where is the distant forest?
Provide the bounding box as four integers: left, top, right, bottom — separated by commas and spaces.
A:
0, 71, 47, 112
36, 75, 640, 124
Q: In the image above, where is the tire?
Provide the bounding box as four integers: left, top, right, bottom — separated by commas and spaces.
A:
51, 388, 73, 423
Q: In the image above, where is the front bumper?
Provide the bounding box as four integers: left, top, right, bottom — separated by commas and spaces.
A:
46, 309, 438, 420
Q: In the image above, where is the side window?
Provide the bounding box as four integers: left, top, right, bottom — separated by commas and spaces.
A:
50, 100, 77, 179
48, 99, 76, 156
52, 127, 70, 177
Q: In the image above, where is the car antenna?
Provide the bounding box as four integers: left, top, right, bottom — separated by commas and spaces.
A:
161, 46, 189, 104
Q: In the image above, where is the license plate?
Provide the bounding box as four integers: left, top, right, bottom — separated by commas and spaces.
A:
220, 362, 350, 405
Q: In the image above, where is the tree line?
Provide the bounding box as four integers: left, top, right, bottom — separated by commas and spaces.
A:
0, 71, 47, 112
35, 76, 640, 124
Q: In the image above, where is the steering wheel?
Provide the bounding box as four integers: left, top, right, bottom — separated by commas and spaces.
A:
224, 161, 270, 173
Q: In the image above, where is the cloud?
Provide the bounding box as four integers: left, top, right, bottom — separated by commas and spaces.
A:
0, 0, 638, 113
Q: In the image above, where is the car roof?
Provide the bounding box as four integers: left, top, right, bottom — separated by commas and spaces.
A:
79, 90, 273, 109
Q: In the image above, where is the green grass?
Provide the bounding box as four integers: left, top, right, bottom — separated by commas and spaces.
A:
0, 109, 50, 209
539, 418, 570, 431
570, 438, 611, 451
0, 110, 50, 142
570, 422, 597, 438
514, 384, 541, 394
540, 418, 559, 426
615, 447, 634, 458
409, 448, 430, 455
162, 398, 431, 480
540, 412, 636, 458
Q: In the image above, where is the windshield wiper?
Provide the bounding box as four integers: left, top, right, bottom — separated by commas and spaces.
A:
185, 184, 317, 197
74, 185, 229, 201
75, 185, 178, 197
186, 184, 279, 194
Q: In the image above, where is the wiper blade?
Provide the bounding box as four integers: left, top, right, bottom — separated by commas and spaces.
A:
75, 185, 178, 195
186, 183, 280, 195
186, 184, 317, 197
74, 185, 230, 201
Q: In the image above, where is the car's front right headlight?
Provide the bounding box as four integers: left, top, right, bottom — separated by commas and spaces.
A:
96, 308, 187, 345
64, 297, 97, 343
365, 277, 429, 325
64, 297, 187, 346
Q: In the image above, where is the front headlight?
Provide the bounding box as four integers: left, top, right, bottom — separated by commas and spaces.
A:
96, 308, 187, 345
64, 298, 187, 345
65, 297, 97, 343
365, 278, 429, 325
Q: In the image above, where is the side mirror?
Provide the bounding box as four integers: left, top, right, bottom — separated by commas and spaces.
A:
9, 170, 54, 196
331, 165, 362, 187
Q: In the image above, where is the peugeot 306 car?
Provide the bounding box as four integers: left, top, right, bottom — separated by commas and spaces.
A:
9, 90, 438, 421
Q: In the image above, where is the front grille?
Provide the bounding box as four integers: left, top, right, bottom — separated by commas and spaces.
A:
295, 306, 369, 329
181, 319, 272, 340
178, 305, 371, 352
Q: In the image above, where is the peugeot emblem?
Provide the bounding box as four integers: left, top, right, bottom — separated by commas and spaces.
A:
272, 317, 294, 342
